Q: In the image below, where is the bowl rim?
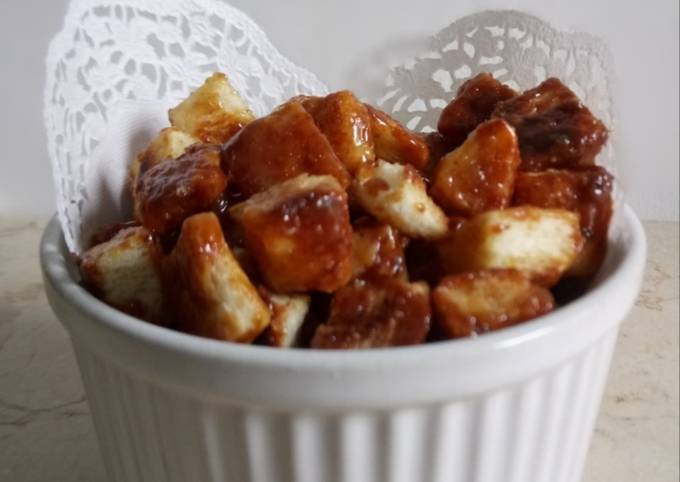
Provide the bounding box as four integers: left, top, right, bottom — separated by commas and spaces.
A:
40, 205, 646, 371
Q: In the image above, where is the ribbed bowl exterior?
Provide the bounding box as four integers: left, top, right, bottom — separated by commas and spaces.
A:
72, 329, 618, 482
42, 208, 646, 482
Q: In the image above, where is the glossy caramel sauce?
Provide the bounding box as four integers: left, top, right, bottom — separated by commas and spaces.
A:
229, 176, 353, 293
299, 91, 375, 174
351, 218, 408, 281
311, 278, 431, 349
432, 269, 554, 338
438, 72, 517, 149
430, 118, 520, 215
221, 101, 351, 197
136, 144, 227, 235
365, 104, 430, 170
493, 78, 609, 171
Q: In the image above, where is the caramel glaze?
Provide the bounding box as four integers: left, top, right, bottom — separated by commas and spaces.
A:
438, 72, 517, 149
365, 104, 430, 170
432, 269, 555, 338
493, 78, 609, 171
351, 218, 409, 282
311, 278, 431, 349
221, 100, 351, 197
136, 144, 227, 235
229, 177, 354, 293
298, 91, 375, 174
430, 118, 520, 216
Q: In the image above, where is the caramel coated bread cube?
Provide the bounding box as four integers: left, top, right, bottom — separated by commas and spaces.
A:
311, 279, 431, 349
169, 72, 255, 143
351, 220, 408, 281
301, 91, 375, 174
80, 226, 163, 322
438, 73, 517, 148
222, 100, 351, 197
129, 127, 200, 197
493, 78, 609, 171
229, 174, 353, 293
438, 207, 584, 286
431, 118, 520, 215
365, 105, 430, 170
433, 269, 554, 338
353, 160, 448, 240
135, 144, 227, 235
162, 212, 270, 342
514, 166, 614, 277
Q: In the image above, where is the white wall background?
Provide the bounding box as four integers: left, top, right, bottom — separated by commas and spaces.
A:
0, 0, 677, 221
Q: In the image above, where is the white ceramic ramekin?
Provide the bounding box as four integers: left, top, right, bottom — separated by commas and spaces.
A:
40, 206, 646, 482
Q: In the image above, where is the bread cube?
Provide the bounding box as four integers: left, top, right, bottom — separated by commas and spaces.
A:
162, 212, 270, 342
432, 269, 554, 338
311, 279, 431, 349
222, 100, 351, 197
169, 72, 255, 143
259, 291, 311, 348
430, 118, 520, 215
135, 144, 228, 235
438, 73, 517, 148
493, 78, 609, 171
353, 160, 448, 239
301, 91, 375, 174
513, 166, 614, 278
229, 174, 353, 292
365, 105, 430, 170
80, 225, 163, 323
129, 127, 200, 194
351, 220, 408, 281
437, 207, 584, 286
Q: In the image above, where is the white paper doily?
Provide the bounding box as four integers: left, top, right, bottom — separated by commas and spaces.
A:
44, 0, 328, 253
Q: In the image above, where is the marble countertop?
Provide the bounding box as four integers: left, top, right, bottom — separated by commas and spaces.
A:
0, 218, 677, 482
